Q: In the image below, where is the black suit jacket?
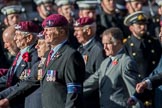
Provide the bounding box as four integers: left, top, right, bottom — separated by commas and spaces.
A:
0, 61, 41, 108
124, 35, 162, 79
0, 44, 39, 108
41, 42, 85, 108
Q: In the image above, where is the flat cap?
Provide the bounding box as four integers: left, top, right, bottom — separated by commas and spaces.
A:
15, 21, 40, 33
55, 0, 74, 7
34, 0, 54, 5
77, 1, 98, 10
42, 14, 68, 28
73, 17, 95, 27
1, 5, 25, 15
124, 11, 148, 26
156, 0, 162, 6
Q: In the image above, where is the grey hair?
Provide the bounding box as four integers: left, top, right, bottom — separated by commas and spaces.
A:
101, 27, 124, 43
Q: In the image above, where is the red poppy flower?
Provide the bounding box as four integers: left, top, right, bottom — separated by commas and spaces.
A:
22, 52, 31, 62
112, 60, 118, 65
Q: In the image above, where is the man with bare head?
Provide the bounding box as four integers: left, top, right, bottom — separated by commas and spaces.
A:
2, 25, 20, 56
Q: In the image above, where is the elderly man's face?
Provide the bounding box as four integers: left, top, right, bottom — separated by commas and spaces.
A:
3, 34, 19, 55
102, 34, 120, 56
74, 27, 89, 44
43, 27, 60, 45
14, 31, 29, 49
35, 39, 49, 58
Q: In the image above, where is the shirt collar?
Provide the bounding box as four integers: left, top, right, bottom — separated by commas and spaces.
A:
82, 36, 94, 47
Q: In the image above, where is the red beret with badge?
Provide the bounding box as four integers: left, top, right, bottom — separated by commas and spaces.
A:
15, 21, 40, 33
73, 17, 95, 27
42, 14, 68, 28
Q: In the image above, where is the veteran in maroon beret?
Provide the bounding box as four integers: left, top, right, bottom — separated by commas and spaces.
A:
0, 21, 40, 108
74, 17, 106, 108
40, 14, 85, 108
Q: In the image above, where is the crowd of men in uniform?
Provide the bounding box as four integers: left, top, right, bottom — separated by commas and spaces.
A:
0, 0, 161, 108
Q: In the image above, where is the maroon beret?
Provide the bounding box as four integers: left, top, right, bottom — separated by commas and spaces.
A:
42, 14, 68, 28
15, 21, 40, 33
74, 17, 95, 27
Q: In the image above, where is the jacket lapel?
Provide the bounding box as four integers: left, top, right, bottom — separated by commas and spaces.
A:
42, 43, 68, 79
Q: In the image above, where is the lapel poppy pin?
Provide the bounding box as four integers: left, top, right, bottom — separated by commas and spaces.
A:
112, 59, 118, 66
22, 48, 31, 62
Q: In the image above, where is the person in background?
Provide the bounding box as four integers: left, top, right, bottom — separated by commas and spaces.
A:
0, 4, 25, 69
99, 0, 130, 38
124, 11, 162, 107
127, 20, 162, 108
0, 21, 40, 108
2, 25, 20, 66
74, 17, 106, 108
41, 14, 85, 108
55, 0, 80, 49
0, 32, 50, 108
76, 0, 106, 39
33, 0, 56, 23
84, 27, 141, 108
0, 25, 20, 77
125, 0, 143, 14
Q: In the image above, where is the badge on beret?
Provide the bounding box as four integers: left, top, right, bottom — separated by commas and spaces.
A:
46, 70, 57, 82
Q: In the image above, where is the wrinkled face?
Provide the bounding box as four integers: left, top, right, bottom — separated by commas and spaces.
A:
43, 27, 60, 45
126, 1, 142, 13
102, 34, 119, 56
101, 0, 116, 13
14, 30, 28, 49
79, 9, 96, 20
130, 23, 147, 38
3, 34, 19, 55
74, 27, 89, 44
6, 14, 21, 26
35, 39, 49, 58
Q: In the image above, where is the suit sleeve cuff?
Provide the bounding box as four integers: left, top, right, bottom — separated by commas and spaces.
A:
131, 95, 138, 102
145, 79, 152, 90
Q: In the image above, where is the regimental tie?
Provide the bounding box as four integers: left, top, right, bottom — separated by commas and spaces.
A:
46, 50, 54, 67
6, 52, 20, 87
